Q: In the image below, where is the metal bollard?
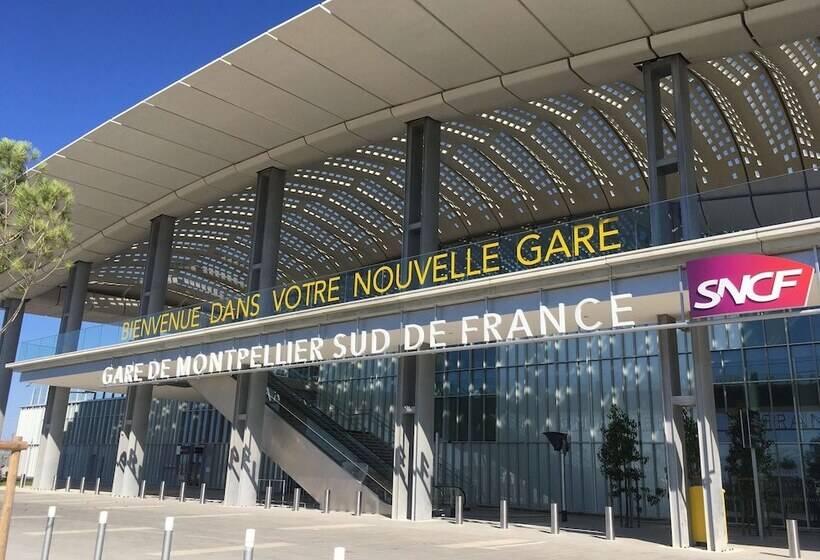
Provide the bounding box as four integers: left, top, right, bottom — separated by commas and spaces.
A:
160, 517, 174, 560
80, 476, 86, 494
40, 506, 56, 560
333, 547, 346, 560
95, 477, 101, 495
139, 480, 146, 499
550, 502, 560, 534
293, 487, 301, 511
264, 485, 272, 510
93, 511, 108, 560
323, 489, 331, 514
604, 506, 615, 540
51, 476, 57, 492
200, 483, 206, 504
243, 528, 255, 560
179, 481, 186, 503
787, 519, 801, 559
19, 473, 26, 488
455, 495, 464, 525
65, 475, 71, 492
158, 480, 165, 501
355, 490, 363, 516
500, 499, 508, 529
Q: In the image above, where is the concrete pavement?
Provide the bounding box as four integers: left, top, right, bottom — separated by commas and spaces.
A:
4, 488, 818, 559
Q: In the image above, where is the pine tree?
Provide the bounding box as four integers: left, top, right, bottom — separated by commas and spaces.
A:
0, 138, 73, 332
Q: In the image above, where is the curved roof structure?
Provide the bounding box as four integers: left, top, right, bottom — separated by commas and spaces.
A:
9, 0, 820, 319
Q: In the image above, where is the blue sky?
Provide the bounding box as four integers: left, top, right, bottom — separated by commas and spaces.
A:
1, 0, 318, 437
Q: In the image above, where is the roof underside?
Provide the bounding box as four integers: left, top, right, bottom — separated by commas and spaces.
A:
9, 0, 820, 320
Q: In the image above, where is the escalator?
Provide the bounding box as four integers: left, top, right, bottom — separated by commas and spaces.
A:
265, 373, 393, 506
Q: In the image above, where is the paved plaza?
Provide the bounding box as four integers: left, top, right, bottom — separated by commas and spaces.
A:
4, 488, 819, 559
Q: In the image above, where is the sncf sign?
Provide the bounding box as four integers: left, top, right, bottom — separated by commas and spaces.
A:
686, 254, 814, 318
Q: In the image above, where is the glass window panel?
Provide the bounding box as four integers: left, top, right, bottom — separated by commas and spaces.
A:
485, 396, 497, 442
722, 350, 744, 382
743, 321, 765, 347
745, 348, 768, 381
769, 347, 791, 380
797, 381, 820, 444
447, 397, 458, 442
458, 396, 469, 441
793, 345, 818, 379
771, 383, 798, 442
470, 396, 484, 441
485, 369, 497, 395
777, 444, 807, 523
789, 317, 813, 344
803, 444, 820, 526
766, 319, 787, 345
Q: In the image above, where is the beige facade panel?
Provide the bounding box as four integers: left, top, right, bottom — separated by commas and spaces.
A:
147, 84, 299, 148
651, 15, 759, 62
502, 59, 587, 101
418, 0, 567, 72
117, 104, 262, 162
185, 60, 339, 135
522, 0, 648, 55
745, 0, 820, 47
224, 33, 386, 120
273, 6, 439, 105
327, 0, 497, 89
87, 122, 230, 177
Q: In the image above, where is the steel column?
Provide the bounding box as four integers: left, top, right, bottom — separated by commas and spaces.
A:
394, 117, 440, 522
113, 215, 174, 497
658, 316, 691, 548
691, 326, 729, 551
643, 54, 702, 246
402, 117, 440, 258
248, 167, 285, 295
0, 298, 25, 435
35, 261, 90, 490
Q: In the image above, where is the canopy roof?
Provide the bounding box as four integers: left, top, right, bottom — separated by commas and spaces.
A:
9, 0, 820, 320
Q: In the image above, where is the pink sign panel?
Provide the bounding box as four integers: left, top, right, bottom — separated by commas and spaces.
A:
686, 254, 814, 318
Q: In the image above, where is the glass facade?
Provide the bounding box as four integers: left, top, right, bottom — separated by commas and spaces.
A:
708, 317, 820, 530
23, 313, 820, 528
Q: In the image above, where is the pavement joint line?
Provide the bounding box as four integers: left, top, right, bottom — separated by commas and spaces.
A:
146, 542, 291, 556
440, 538, 536, 548
484, 540, 548, 550
279, 523, 377, 531
171, 513, 252, 519
24, 527, 155, 536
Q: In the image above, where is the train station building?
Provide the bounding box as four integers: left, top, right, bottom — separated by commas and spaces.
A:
4, 0, 820, 552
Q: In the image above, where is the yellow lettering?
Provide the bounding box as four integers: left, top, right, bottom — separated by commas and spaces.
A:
545, 229, 571, 260
482, 241, 500, 273
573, 223, 595, 255
599, 216, 622, 251
516, 233, 541, 267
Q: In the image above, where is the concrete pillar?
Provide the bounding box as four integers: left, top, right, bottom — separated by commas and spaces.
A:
224, 371, 266, 506
691, 326, 729, 551
34, 261, 90, 490
0, 298, 25, 435
112, 385, 153, 497
643, 54, 702, 245
657, 317, 690, 548
392, 354, 435, 521
222, 168, 284, 506
112, 215, 174, 497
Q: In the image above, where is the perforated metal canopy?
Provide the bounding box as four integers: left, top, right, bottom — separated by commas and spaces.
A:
8, 0, 820, 319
